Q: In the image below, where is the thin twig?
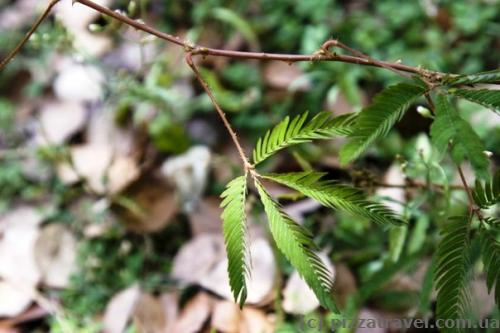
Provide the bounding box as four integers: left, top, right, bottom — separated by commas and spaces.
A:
0, 0, 61, 70
72, 0, 447, 80
185, 52, 253, 172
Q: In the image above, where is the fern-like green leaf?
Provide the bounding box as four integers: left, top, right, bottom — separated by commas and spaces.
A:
480, 230, 500, 308
450, 89, 500, 116
339, 82, 427, 164
263, 172, 404, 226
472, 170, 500, 209
252, 111, 356, 165
444, 70, 500, 86
434, 216, 471, 331
430, 94, 489, 178
220, 175, 249, 307
254, 179, 339, 312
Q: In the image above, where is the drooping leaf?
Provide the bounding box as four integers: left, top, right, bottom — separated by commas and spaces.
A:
430, 94, 489, 178
252, 111, 356, 165
480, 229, 500, 308
472, 170, 500, 209
263, 172, 404, 226
444, 70, 500, 86
434, 216, 471, 332
220, 175, 249, 307
450, 89, 500, 116
254, 179, 339, 313
339, 82, 427, 164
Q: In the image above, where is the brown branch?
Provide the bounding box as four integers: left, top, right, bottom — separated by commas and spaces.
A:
375, 182, 465, 191
184, 52, 253, 171
0, 0, 61, 70
73, 0, 447, 80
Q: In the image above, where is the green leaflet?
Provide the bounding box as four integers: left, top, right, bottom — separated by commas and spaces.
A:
262, 171, 405, 226
220, 176, 249, 307
254, 179, 339, 313
252, 111, 356, 165
339, 82, 427, 165
435, 216, 471, 332
480, 230, 500, 308
472, 169, 500, 209
444, 69, 500, 86
430, 94, 489, 179
450, 88, 500, 116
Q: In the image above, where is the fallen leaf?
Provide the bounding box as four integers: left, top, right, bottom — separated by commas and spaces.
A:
34, 224, 77, 288
55, 0, 112, 56
161, 145, 211, 212
239, 307, 274, 333
282, 252, 334, 314
34, 101, 86, 146
187, 197, 223, 236
0, 281, 35, 318
119, 176, 178, 233
200, 238, 276, 305
58, 144, 139, 195
264, 61, 309, 91
0, 206, 43, 287
53, 62, 104, 103
210, 300, 241, 333
132, 293, 166, 333
171, 234, 225, 285
102, 284, 141, 333
172, 292, 214, 333
160, 292, 179, 333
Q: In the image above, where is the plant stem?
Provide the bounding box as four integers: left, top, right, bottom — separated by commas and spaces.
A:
71, 0, 447, 80
185, 53, 253, 171
0, 0, 61, 70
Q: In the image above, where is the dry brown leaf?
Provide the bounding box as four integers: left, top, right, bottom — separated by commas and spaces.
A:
282, 252, 334, 314
58, 144, 139, 195
332, 263, 357, 307
55, 0, 112, 56
210, 300, 241, 333
34, 224, 77, 288
53, 62, 104, 102
172, 292, 214, 333
171, 234, 225, 285
160, 292, 179, 333
263, 61, 309, 91
0, 281, 35, 318
102, 284, 141, 333
187, 197, 223, 236
239, 307, 274, 333
200, 238, 276, 305
35, 101, 86, 146
119, 176, 178, 233
0, 206, 43, 287
161, 146, 211, 212
86, 109, 136, 156
132, 294, 166, 333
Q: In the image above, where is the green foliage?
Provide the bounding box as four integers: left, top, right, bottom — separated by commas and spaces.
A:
430, 94, 489, 178
445, 70, 500, 86
434, 216, 471, 331
263, 172, 404, 226
450, 89, 500, 116
254, 179, 339, 313
339, 82, 427, 164
480, 230, 500, 308
252, 111, 356, 165
220, 175, 249, 307
473, 170, 500, 209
